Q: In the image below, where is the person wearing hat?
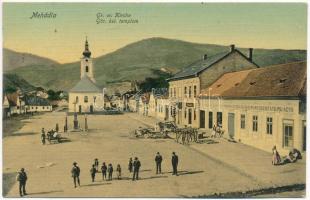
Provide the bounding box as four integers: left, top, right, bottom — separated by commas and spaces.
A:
71, 162, 81, 188
154, 152, 163, 174
171, 152, 179, 176
132, 157, 141, 181
16, 168, 28, 197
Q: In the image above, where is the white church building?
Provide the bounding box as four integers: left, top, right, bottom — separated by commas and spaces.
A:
68, 38, 105, 113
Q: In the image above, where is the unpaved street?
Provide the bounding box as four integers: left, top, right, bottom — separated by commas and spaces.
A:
3, 112, 305, 197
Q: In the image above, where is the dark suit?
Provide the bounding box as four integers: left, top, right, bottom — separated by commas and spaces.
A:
90, 167, 96, 182
71, 166, 80, 187
17, 171, 27, 196
171, 154, 178, 175
155, 155, 163, 174
132, 160, 141, 180
101, 165, 107, 180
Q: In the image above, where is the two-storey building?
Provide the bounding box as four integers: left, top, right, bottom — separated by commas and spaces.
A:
167, 45, 258, 127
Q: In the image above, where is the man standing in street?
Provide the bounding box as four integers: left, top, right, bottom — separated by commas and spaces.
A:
171, 152, 179, 176
90, 164, 96, 182
16, 168, 28, 197
132, 157, 141, 181
71, 162, 81, 188
41, 128, 46, 145
155, 152, 163, 174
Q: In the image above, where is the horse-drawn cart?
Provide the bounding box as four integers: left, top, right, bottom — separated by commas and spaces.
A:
47, 131, 62, 143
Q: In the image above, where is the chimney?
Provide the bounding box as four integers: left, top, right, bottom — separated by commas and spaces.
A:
230, 44, 235, 52
248, 48, 253, 61
203, 54, 208, 60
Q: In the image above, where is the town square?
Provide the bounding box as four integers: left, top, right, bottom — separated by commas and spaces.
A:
3, 111, 306, 197
2, 2, 307, 198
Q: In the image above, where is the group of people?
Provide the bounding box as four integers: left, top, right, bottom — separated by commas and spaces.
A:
15, 152, 179, 196
70, 152, 179, 188
90, 158, 122, 182
272, 146, 302, 165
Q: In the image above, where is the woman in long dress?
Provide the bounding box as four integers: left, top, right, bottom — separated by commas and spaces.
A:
272, 146, 281, 165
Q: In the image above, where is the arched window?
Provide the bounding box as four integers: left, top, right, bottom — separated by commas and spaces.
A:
85, 66, 89, 72
84, 96, 88, 103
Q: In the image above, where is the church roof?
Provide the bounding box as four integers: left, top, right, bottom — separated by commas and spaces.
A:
70, 76, 102, 93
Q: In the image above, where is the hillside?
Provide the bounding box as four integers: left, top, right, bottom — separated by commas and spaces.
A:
5, 37, 307, 92
3, 74, 36, 93
3, 48, 59, 71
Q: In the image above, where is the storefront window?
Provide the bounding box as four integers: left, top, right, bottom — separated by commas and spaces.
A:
208, 112, 213, 129
266, 117, 273, 134
241, 114, 245, 129
252, 115, 258, 132
283, 120, 293, 148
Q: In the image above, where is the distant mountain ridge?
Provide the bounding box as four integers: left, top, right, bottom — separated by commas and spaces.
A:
3, 48, 59, 71
3, 73, 36, 93
4, 37, 307, 93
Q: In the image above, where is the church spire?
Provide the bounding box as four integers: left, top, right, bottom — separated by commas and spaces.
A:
83, 36, 91, 58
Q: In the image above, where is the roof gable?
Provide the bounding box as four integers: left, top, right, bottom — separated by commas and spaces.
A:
168, 49, 258, 81
70, 76, 102, 93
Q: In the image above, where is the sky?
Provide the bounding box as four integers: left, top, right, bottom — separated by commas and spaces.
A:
3, 3, 307, 63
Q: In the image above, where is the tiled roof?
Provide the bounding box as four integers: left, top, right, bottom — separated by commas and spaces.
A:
23, 95, 51, 106
70, 76, 102, 93
200, 61, 306, 98
6, 93, 19, 106
168, 49, 258, 81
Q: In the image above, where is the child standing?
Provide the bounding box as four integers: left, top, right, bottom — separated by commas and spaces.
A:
107, 164, 113, 181
128, 158, 133, 173
94, 158, 99, 172
116, 164, 122, 180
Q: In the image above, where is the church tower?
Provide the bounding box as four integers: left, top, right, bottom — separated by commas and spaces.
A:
80, 37, 95, 82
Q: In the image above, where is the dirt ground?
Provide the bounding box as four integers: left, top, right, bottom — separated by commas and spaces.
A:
3, 112, 306, 197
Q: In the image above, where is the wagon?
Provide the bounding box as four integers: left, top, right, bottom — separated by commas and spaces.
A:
47, 131, 62, 143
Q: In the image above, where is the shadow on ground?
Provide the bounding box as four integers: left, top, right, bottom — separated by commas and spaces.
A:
10, 132, 37, 137
81, 182, 112, 187
3, 172, 17, 196
162, 170, 204, 176
196, 139, 219, 144
27, 190, 64, 195
182, 183, 305, 198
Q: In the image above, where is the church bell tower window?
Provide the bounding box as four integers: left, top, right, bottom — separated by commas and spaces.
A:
86, 66, 89, 72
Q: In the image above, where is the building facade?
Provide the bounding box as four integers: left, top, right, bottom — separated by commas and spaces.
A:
168, 45, 258, 128
199, 61, 306, 154
24, 96, 53, 112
